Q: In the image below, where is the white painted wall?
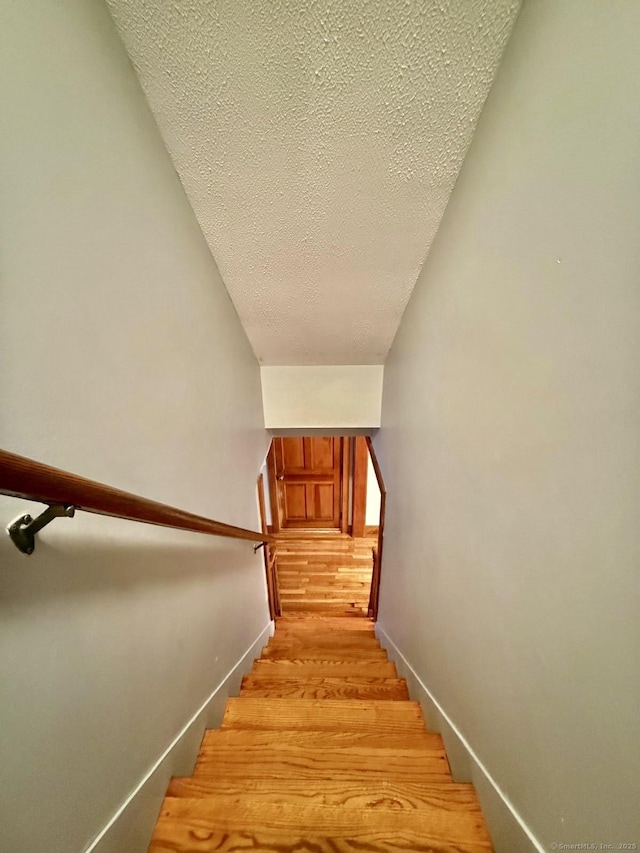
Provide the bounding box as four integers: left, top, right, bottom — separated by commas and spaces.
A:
0, 2, 269, 851
261, 365, 383, 429
375, 1, 640, 850
365, 453, 381, 527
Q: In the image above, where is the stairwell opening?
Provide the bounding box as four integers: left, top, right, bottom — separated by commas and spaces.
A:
256, 436, 385, 621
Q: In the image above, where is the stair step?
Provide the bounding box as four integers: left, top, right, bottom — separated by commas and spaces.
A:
265, 644, 383, 656
268, 633, 380, 646
279, 576, 371, 583
202, 727, 443, 751
276, 610, 371, 615
277, 570, 372, 578
240, 675, 410, 700
278, 579, 371, 588
281, 599, 371, 608
221, 698, 425, 733
279, 560, 373, 565
281, 589, 371, 598
275, 614, 373, 627
252, 658, 397, 678
280, 578, 371, 585
281, 600, 368, 609
165, 777, 481, 811
193, 729, 450, 781
146, 603, 494, 853
149, 799, 493, 852
279, 572, 372, 579
272, 630, 377, 643
262, 645, 388, 660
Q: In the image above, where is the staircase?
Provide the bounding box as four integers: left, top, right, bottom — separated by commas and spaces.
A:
148, 613, 493, 851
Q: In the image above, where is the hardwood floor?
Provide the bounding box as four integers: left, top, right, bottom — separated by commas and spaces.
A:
274, 531, 377, 615
148, 614, 494, 852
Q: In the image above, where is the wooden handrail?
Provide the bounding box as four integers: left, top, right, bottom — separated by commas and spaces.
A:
366, 437, 386, 498
0, 449, 273, 545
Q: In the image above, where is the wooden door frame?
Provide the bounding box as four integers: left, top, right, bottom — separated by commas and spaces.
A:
266, 441, 281, 534
257, 470, 280, 619
351, 436, 368, 538
340, 437, 351, 534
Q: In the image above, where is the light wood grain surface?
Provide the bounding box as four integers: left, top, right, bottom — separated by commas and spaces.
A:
147, 607, 494, 851
275, 532, 377, 615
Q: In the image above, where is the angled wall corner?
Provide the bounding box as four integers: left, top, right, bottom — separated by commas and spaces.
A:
261, 365, 384, 431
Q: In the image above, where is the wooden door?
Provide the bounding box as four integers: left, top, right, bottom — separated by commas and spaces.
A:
273, 437, 343, 529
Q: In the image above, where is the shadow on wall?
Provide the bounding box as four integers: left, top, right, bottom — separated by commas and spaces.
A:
0, 520, 254, 606
0, 501, 270, 853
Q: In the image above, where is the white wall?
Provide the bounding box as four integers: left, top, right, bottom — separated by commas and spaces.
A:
365, 453, 381, 527
0, 2, 269, 851
261, 365, 383, 429
376, 1, 640, 849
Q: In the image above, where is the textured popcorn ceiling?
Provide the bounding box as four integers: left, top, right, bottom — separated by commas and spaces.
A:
106, 0, 520, 364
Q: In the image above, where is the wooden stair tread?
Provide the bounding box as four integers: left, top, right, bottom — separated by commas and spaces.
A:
275, 617, 373, 629
280, 581, 371, 585
269, 628, 377, 638
281, 590, 371, 597
222, 697, 425, 732
275, 618, 374, 625
201, 728, 442, 750
280, 578, 372, 584
265, 645, 383, 655
146, 613, 493, 852
271, 631, 376, 643
193, 730, 450, 781
165, 777, 481, 811
271, 633, 379, 643
252, 659, 397, 677
149, 799, 493, 852
262, 647, 388, 660
281, 584, 371, 590
268, 630, 381, 648
267, 635, 382, 648
280, 577, 372, 582
240, 675, 410, 700
281, 599, 366, 615
276, 613, 373, 620
276, 612, 372, 618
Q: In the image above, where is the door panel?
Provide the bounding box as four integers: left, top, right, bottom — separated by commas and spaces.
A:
284, 483, 307, 520
314, 484, 335, 520
310, 437, 335, 469
282, 437, 306, 469
274, 437, 343, 528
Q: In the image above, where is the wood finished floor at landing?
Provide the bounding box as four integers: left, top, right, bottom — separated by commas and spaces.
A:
273, 531, 377, 616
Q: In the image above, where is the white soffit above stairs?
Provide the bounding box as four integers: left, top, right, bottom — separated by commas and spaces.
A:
261, 365, 384, 429
106, 0, 520, 365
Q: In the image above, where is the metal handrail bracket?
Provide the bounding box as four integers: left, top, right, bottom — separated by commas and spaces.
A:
8, 504, 76, 555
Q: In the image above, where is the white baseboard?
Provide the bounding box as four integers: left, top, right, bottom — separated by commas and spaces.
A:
85, 621, 274, 853
375, 624, 544, 853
